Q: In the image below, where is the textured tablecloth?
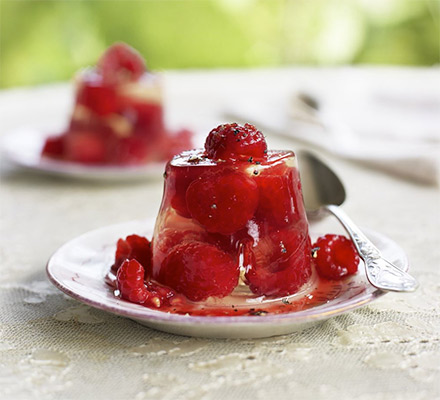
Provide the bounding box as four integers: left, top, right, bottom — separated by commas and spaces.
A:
1, 68, 439, 400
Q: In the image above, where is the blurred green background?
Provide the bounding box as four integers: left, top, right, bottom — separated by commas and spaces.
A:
0, 0, 438, 88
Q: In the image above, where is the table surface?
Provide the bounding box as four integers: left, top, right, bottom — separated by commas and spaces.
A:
1, 68, 439, 400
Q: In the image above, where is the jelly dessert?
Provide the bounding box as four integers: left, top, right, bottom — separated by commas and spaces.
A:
109, 123, 360, 316
42, 42, 193, 165
152, 122, 312, 300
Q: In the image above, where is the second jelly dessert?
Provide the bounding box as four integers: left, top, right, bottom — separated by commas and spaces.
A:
42, 42, 193, 165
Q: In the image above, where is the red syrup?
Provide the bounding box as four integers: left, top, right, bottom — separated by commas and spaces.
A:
106, 268, 364, 317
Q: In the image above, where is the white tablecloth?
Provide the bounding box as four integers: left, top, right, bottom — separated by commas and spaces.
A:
1, 68, 439, 400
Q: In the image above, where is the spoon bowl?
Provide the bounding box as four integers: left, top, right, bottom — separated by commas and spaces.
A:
297, 150, 418, 293
297, 150, 345, 219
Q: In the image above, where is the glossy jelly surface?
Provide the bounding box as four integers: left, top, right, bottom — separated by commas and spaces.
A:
151, 149, 312, 301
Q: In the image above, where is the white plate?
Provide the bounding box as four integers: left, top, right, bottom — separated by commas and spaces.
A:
46, 219, 409, 339
1, 128, 165, 181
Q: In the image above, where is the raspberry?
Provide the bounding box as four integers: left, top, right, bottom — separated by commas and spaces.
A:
245, 229, 312, 297
152, 227, 239, 279
313, 234, 359, 280
113, 136, 150, 164
122, 101, 164, 137
117, 259, 180, 307
64, 131, 108, 164
116, 259, 150, 304
154, 228, 204, 255
186, 171, 259, 234
152, 228, 204, 278
76, 83, 119, 116
167, 164, 200, 218
256, 174, 300, 228
158, 241, 239, 302
204, 123, 267, 161
42, 135, 65, 157
113, 234, 152, 276
97, 42, 146, 85
205, 232, 237, 256
255, 157, 306, 228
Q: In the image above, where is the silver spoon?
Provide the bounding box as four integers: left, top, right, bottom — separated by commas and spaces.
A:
297, 150, 419, 293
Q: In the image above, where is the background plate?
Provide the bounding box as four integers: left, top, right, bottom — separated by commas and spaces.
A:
1, 128, 165, 181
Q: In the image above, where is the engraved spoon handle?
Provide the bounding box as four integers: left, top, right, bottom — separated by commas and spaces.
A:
325, 204, 418, 292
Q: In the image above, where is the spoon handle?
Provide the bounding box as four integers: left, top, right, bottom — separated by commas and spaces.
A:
325, 205, 418, 292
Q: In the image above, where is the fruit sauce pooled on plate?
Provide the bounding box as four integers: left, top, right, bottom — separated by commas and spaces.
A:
107, 123, 360, 316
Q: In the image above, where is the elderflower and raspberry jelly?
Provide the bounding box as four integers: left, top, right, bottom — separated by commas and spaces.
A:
42, 42, 192, 165
151, 123, 313, 303
111, 123, 360, 314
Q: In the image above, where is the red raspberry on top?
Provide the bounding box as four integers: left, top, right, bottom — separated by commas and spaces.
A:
97, 42, 146, 85
158, 241, 239, 302
313, 234, 359, 280
204, 123, 267, 161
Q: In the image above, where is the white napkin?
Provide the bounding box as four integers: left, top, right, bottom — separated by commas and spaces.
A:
226, 85, 440, 185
